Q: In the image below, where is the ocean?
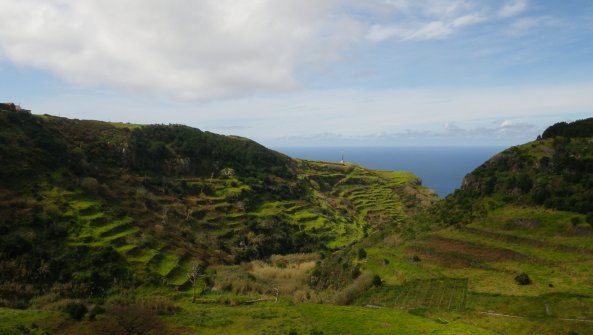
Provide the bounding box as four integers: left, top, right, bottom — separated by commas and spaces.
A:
273, 147, 505, 198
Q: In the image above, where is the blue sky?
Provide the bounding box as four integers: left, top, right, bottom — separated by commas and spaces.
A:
1, 0, 592, 147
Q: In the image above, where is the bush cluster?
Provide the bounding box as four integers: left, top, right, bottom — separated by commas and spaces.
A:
514, 272, 532, 285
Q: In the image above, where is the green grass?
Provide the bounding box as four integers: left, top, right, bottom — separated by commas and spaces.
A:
325, 198, 593, 335
95, 217, 133, 236
357, 278, 468, 312
374, 170, 419, 184
167, 259, 194, 286
128, 248, 160, 264
153, 252, 181, 277
473, 205, 584, 236
108, 121, 143, 129
165, 300, 496, 335
0, 308, 61, 334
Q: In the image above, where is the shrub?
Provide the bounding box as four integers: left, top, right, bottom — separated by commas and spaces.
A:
63, 302, 87, 321
292, 290, 309, 304
515, 272, 532, 285
213, 265, 268, 295
333, 272, 374, 305
88, 305, 105, 321
246, 259, 315, 294
338, 261, 349, 271
81, 177, 100, 194
357, 248, 367, 260
571, 217, 582, 226
372, 275, 382, 287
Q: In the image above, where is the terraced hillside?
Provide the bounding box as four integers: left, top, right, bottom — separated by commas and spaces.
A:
3, 107, 591, 335
0, 107, 437, 306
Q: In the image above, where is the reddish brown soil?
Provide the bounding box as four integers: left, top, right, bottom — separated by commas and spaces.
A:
406, 236, 533, 269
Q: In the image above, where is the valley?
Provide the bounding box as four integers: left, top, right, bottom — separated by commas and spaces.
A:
1, 107, 592, 335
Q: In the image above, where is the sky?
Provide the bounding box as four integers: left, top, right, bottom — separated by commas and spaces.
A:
1, 0, 592, 147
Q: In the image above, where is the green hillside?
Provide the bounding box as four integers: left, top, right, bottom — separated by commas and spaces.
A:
439, 119, 593, 224
345, 118, 593, 335
2, 107, 592, 335
0, 107, 439, 334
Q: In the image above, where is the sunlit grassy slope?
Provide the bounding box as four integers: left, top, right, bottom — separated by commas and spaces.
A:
348, 203, 593, 333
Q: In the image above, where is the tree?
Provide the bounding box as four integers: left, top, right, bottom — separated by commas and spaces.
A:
187, 263, 204, 303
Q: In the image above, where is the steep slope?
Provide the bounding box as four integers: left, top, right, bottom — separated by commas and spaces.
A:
0, 107, 436, 309
439, 118, 593, 224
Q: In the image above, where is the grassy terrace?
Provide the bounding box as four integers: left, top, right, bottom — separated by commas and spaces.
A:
166, 301, 496, 335
332, 198, 593, 335
47, 159, 427, 295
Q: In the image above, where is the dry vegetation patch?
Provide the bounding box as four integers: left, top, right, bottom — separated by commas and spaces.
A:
407, 236, 535, 269
429, 237, 530, 262
213, 253, 320, 297
333, 272, 375, 305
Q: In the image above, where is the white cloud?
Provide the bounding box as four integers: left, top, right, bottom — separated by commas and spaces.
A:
362, 0, 527, 42
408, 21, 453, 40
499, 0, 528, 18
367, 25, 406, 42
368, 11, 486, 42
452, 14, 485, 28
504, 16, 561, 36
0, 0, 363, 100
0, 0, 532, 100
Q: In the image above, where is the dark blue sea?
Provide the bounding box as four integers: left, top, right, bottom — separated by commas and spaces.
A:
273, 147, 505, 198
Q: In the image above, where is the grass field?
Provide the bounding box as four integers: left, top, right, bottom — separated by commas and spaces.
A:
333, 202, 593, 335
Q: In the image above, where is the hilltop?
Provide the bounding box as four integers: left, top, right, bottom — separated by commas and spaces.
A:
440, 118, 593, 223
